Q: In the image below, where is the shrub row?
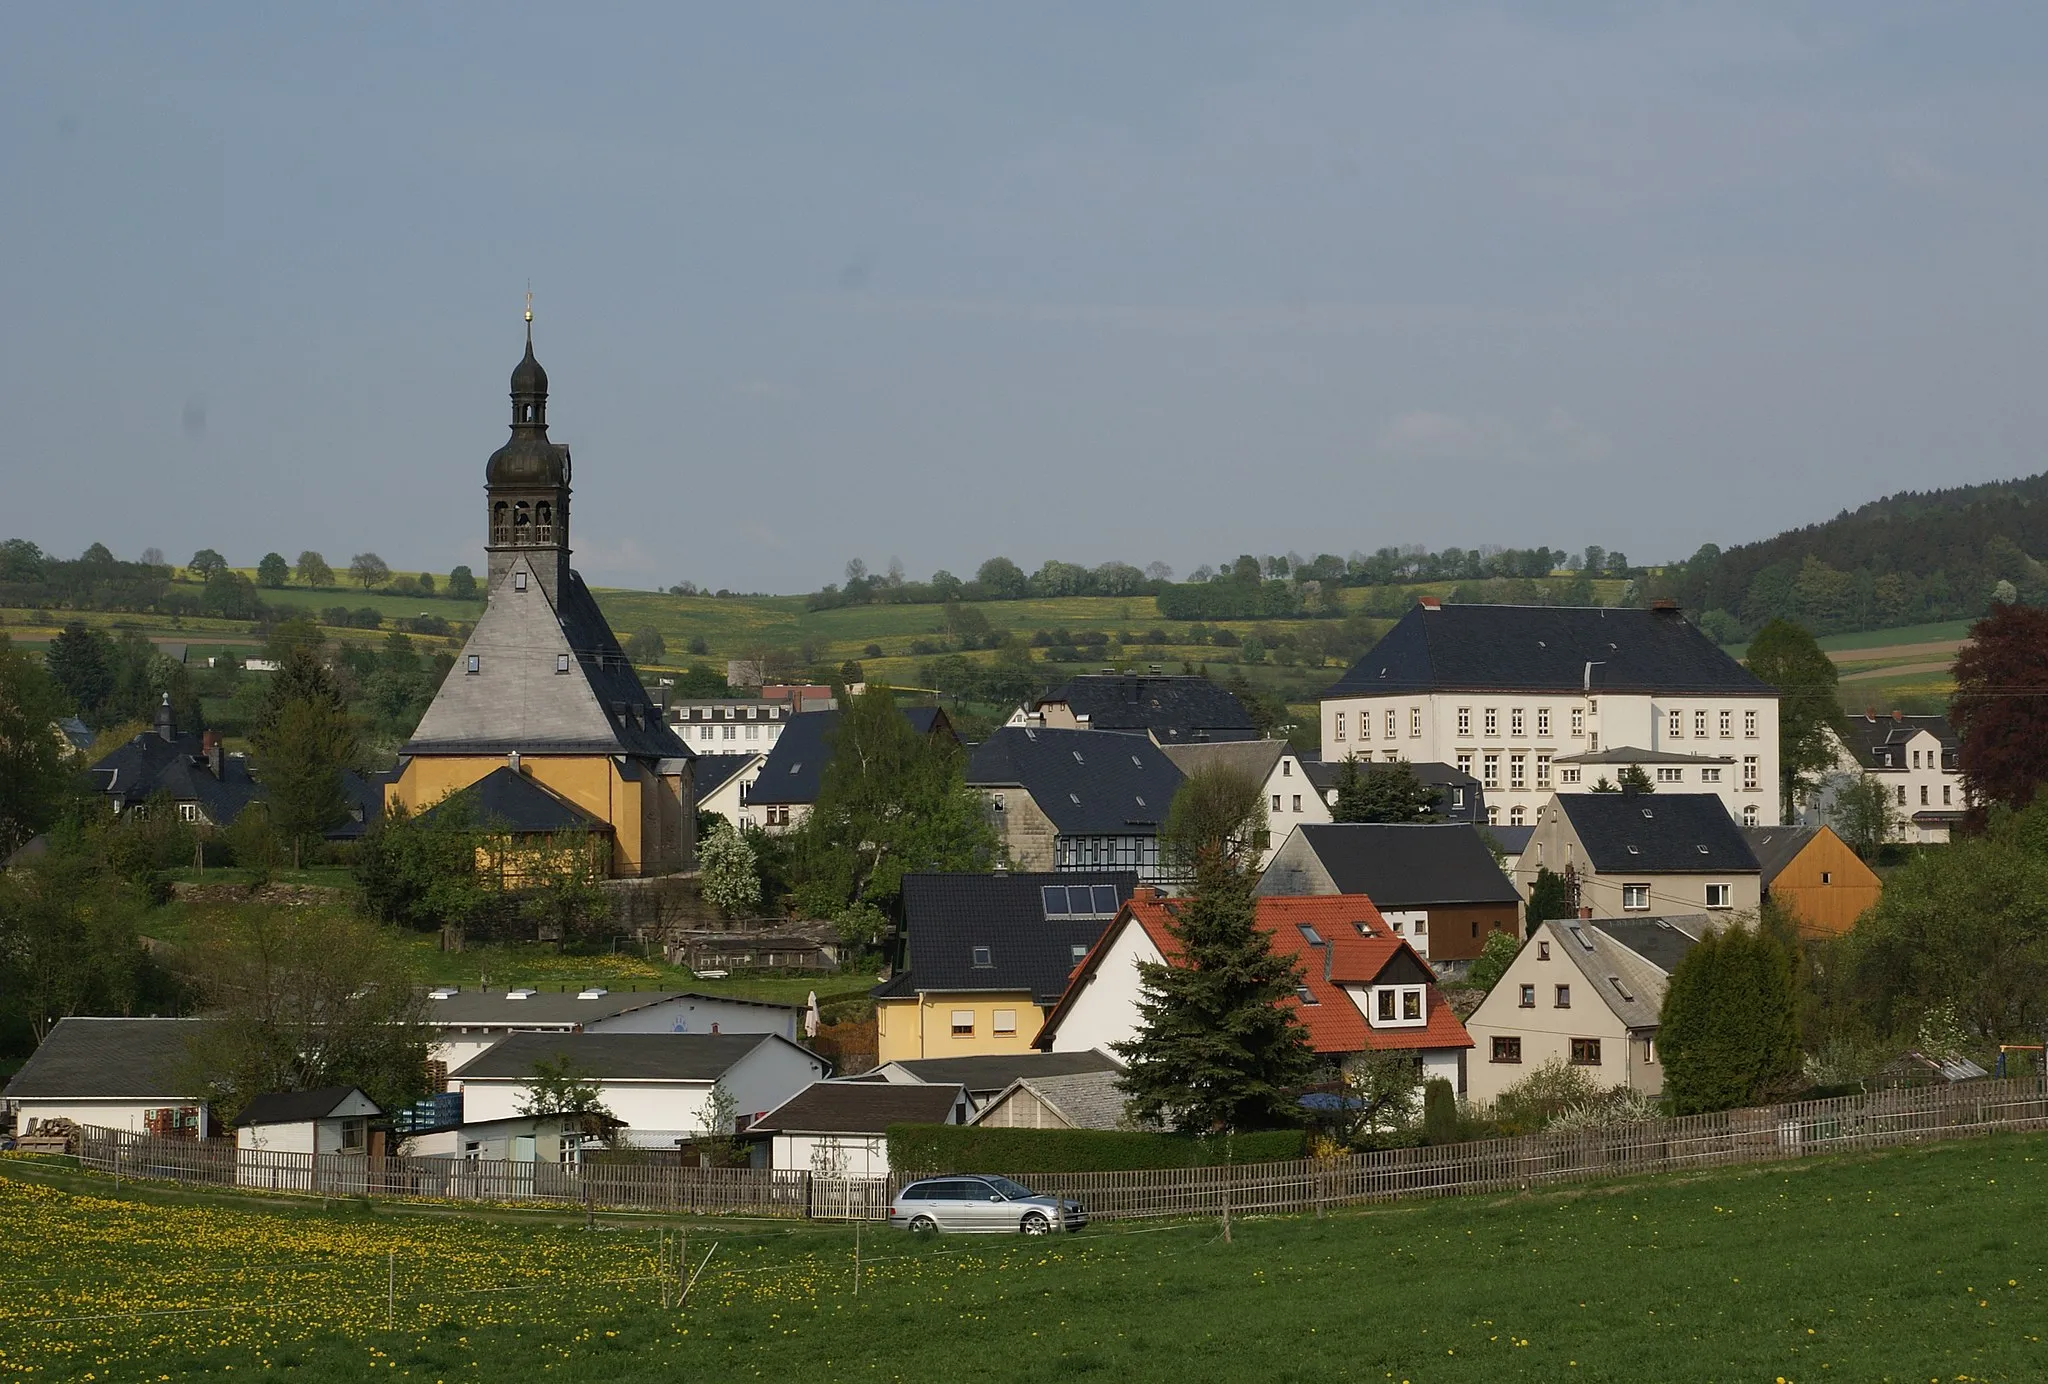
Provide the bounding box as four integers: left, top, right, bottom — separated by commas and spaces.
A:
885, 1123, 1303, 1175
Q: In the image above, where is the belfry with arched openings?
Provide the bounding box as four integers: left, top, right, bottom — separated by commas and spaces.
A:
385, 312, 694, 877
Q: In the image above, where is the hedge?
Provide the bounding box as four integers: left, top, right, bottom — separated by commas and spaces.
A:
885, 1124, 1304, 1175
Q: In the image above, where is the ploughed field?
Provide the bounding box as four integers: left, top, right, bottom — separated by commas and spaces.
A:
3, 1133, 2043, 1381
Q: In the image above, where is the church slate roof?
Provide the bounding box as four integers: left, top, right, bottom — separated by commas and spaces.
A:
419, 766, 608, 833
966, 727, 1183, 836
1328, 604, 1772, 698
402, 559, 687, 761
1036, 674, 1257, 742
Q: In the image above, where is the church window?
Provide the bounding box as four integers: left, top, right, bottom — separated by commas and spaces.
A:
492, 502, 510, 544
514, 571, 527, 592
466, 655, 480, 675
535, 501, 554, 543
556, 654, 570, 674
513, 501, 531, 537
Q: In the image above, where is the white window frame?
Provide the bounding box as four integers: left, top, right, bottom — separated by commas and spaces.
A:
1560, 766, 1581, 785
1656, 767, 1683, 784
1720, 709, 1733, 738
1667, 709, 1683, 739
1744, 710, 1758, 739
1570, 707, 1585, 737
1385, 709, 1398, 739
1510, 708, 1525, 737
1705, 883, 1732, 909
992, 1009, 1018, 1036
1622, 883, 1650, 911
1484, 708, 1499, 737
1482, 753, 1500, 788
950, 1010, 975, 1037
1694, 710, 1708, 738
1457, 707, 1472, 738
1334, 711, 1346, 742
1410, 706, 1422, 738
1743, 756, 1760, 791
1535, 753, 1552, 788
1509, 753, 1526, 790
1536, 707, 1551, 737
1455, 751, 1474, 777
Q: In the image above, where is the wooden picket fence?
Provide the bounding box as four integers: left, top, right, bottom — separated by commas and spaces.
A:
69, 1077, 2048, 1224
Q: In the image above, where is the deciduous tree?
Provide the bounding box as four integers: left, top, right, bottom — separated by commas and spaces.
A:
1745, 619, 1851, 818
1827, 773, 1897, 858
446, 565, 478, 600
187, 549, 228, 581
698, 821, 762, 919
256, 552, 291, 588
348, 552, 391, 589
1950, 601, 2048, 812
0, 640, 73, 856
295, 551, 334, 587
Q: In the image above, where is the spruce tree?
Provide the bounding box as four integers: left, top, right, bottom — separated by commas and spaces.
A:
1331, 755, 1438, 823
1658, 923, 1801, 1114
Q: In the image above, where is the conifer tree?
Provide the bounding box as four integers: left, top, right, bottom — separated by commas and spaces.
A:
1331, 755, 1438, 823
1658, 922, 1801, 1114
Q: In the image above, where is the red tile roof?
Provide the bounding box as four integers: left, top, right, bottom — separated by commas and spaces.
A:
1037, 891, 1471, 1055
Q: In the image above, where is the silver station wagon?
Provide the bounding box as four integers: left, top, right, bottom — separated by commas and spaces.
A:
887, 1175, 1088, 1235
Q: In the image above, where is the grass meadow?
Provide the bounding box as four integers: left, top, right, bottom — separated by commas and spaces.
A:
4, 1131, 2043, 1382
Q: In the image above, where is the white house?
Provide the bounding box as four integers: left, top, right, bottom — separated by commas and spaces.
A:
1161, 739, 1329, 869
668, 699, 794, 753
1803, 711, 1966, 844
419, 987, 803, 1073
749, 1081, 967, 1175
1320, 600, 1783, 827
1464, 914, 1727, 1105
447, 1031, 827, 1150
1035, 892, 1474, 1094
2, 1017, 212, 1139
234, 1087, 382, 1190
689, 752, 767, 830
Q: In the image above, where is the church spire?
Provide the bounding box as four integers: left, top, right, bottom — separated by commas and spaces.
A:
485, 304, 572, 599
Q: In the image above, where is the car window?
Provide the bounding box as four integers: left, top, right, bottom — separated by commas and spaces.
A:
985, 1176, 1034, 1200
958, 1179, 1000, 1201
922, 1181, 963, 1201
900, 1181, 939, 1200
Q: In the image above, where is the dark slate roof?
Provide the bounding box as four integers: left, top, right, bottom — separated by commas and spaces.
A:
887, 872, 1140, 1005
1739, 825, 1820, 886
688, 754, 760, 804
89, 732, 262, 823
1557, 792, 1760, 874
58, 716, 93, 753
1554, 746, 1734, 766
751, 1081, 965, 1134
1589, 916, 1711, 975
1038, 674, 1257, 742
450, 1031, 793, 1081
882, 1049, 1121, 1096
2, 1018, 209, 1100
420, 988, 796, 1026
237, 1087, 379, 1125
1481, 824, 1535, 855
1282, 824, 1520, 906
1847, 712, 1959, 769
418, 766, 607, 833
748, 707, 956, 807
556, 572, 692, 759
966, 727, 1183, 835
1328, 604, 1772, 697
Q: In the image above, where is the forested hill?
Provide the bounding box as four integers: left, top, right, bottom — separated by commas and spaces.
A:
1655, 470, 2048, 638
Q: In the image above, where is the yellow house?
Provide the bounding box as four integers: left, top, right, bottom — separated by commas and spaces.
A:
385, 315, 693, 877
1741, 825, 1883, 937
871, 871, 1135, 1063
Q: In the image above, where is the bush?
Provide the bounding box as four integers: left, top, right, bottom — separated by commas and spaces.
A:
1466, 929, 1521, 990
886, 1124, 1303, 1175
1421, 1078, 1458, 1144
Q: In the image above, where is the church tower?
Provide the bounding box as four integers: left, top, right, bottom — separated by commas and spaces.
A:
484, 304, 573, 601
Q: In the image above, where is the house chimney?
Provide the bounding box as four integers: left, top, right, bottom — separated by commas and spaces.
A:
1650, 599, 1679, 613
202, 730, 223, 779
1865, 709, 1876, 722
1892, 709, 1903, 722
1578, 905, 1593, 921
1417, 596, 1441, 610
153, 692, 174, 742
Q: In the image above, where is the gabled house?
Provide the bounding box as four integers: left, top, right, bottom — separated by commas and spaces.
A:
872, 871, 1138, 1062
1301, 758, 1490, 826
867, 1048, 1124, 1115
1514, 791, 1761, 920
418, 986, 803, 1072
1162, 740, 1328, 868
2, 1017, 212, 1138
87, 697, 259, 828
748, 1081, 968, 1175
970, 1068, 1137, 1131
1255, 823, 1521, 964
967, 728, 1183, 881
1739, 824, 1882, 937
747, 706, 956, 833
1035, 892, 1473, 1093
235, 1087, 382, 1157
1803, 710, 1966, 844
1320, 600, 1781, 827
1464, 913, 1725, 1104
1010, 673, 1257, 743
447, 1031, 826, 1149
688, 752, 766, 830
418, 764, 613, 880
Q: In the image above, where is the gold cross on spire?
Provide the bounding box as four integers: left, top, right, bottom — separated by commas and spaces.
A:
524, 283, 533, 323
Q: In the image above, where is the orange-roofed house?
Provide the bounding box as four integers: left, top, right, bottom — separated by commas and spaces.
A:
1033, 892, 1474, 1095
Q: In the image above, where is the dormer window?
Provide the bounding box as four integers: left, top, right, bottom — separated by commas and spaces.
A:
972, 946, 992, 968
1370, 984, 1427, 1027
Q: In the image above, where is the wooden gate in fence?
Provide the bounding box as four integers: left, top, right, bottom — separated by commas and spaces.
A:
67, 1077, 2048, 1223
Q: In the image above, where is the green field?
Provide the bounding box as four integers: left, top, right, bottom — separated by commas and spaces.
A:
5, 1132, 2044, 1381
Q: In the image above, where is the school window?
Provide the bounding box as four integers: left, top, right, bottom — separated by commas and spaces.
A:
1920, 785, 1930, 806
950, 1010, 975, 1037
1744, 710, 1758, 738
1706, 883, 1732, 908
1385, 709, 1398, 739
1570, 1038, 1603, 1066
1519, 984, 1535, 1009
1743, 804, 1759, 826
1701, 767, 1722, 783
1509, 754, 1526, 789
993, 1010, 1017, 1036
1334, 711, 1346, 742
466, 654, 480, 675
1456, 751, 1474, 777
1483, 754, 1500, 788
1535, 753, 1552, 788
1667, 709, 1683, 738
1484, 708, 1499, 737
1492, 1036, 1523, 1064
1560, 766, 1582, 785
1457, 706, 1472, 737
1509, 805, 1525, 826
1657, 767, 1683, 783
1570, 707, 1585, 737
1694, 710, 1708, 738
1555, 984, 1571, 1008
1623, 883, 1650, 911
1536, 707, 1551, 737
1510, 708, 1525, 736
1743, 756, 1759, 791
1410, 706, 1422, 737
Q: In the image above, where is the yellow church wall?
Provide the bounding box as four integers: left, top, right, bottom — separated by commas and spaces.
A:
388, 755, 661, 877
874, 992, 1047, 1063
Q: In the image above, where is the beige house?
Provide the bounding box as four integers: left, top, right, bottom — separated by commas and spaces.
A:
1465, 914, 1724, 1105
965, 727, 1183, 882
1804, 711, 1966, 845
1319, 600, 1783, 827
1515, 791, 1761, 920
1162, 739, 1328, 869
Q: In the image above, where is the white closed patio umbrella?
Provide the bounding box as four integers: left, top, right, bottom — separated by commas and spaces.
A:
804, 990, 821, 1039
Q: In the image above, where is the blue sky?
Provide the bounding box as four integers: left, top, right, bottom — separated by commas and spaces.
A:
6, 3, 2047, 590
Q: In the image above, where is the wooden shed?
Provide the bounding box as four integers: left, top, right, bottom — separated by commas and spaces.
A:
1741, 825, 1882, 937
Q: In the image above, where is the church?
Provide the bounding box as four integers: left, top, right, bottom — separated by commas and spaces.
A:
385, 313, 694, 877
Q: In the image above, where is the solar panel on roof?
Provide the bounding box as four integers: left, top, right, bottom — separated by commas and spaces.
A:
1042, 885, 1065, 917
1091, 884, 1119, 914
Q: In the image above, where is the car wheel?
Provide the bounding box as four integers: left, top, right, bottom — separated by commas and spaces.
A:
1020, 1211, 1051, 1235
909, 1216, 938, 1236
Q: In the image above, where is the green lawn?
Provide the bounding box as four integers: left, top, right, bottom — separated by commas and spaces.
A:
4, 1133, 2044, 1381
